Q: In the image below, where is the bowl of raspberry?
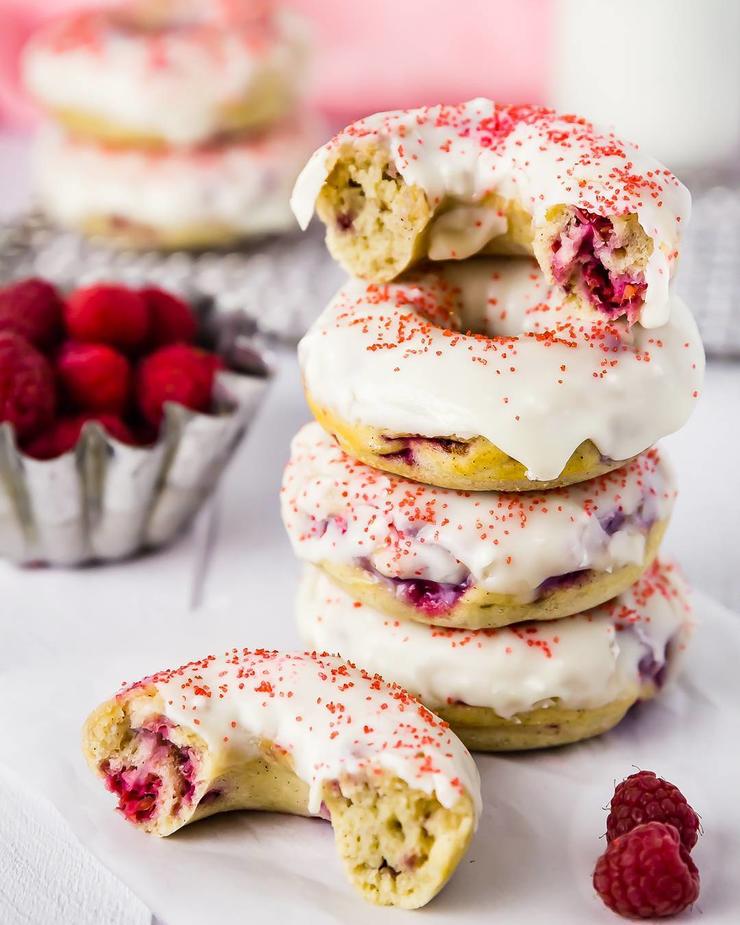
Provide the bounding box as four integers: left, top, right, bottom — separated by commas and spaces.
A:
0, 278, 271, 565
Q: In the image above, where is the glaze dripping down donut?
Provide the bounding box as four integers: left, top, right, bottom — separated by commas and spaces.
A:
298, 259, 703, 489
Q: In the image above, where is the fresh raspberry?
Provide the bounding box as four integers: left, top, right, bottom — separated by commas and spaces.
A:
141, 287, 197, 348
607, 771, 700, 851
593, 822, 699, 919
0, 332, 56, 441
57, 342, 132, 414
0, 278, 64, 351
65, 284, 149, 351
22, 413, 135, 460
135, 344, 222, 427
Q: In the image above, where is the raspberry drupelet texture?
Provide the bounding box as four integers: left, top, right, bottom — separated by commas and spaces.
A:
0, 278, 64, 350
593, 821, 700, 918
0, 331, 56, 441
65, 283, 150, 351
141, 287, 197, 349
57, 342, 132, 414
135, 344, 222, 426
607, 770, 700, 851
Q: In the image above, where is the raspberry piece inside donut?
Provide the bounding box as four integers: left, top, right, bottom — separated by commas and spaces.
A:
551, 209, 647, 324
393, 577, 470, 617
100, 719, 198, 825
359, 559, 471, 617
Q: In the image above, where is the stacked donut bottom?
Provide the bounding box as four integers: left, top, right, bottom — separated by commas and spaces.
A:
297, 563, 692, 752
282, 421, 692, 754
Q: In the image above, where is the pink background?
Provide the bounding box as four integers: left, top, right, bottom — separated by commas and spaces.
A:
0, 0, 552, 127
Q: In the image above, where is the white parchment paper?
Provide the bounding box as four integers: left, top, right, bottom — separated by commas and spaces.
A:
1, 579, 738, 924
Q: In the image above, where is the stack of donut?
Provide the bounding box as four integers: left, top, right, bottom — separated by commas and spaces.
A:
282, 98, 705, 753
21, 0, 319, 248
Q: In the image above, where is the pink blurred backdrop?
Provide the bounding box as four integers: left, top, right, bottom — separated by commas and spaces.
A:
0, 0, 552, 128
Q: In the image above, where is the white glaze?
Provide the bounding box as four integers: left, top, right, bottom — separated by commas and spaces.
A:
131, 650, 481, 818
281, 423, 676, 601
35, 120, 320, 237
291, 98, 691, 328
297, 562, 692, 717
22, 8, 308, 145
299, 259, 704, 482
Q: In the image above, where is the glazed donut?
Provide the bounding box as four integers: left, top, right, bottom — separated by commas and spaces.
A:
297, 561, 692, 751
299, 259, 703, 490
291, 98, 690, 328
280, 423, 675, 630
34, 120, 320, 249
83, 649, 479, 909
22, 2, 307, 148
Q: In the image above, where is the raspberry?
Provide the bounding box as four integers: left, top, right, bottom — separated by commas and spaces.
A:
65, 284, 149, 351
0, 278, 64, 351
57, 343, 132, 414
593, 822, 699, 919
607, 771, 700, 851
22, 413, 135, 460
141, 287, 197, 348
135, 344, 222, 427
0, 331, 56, 441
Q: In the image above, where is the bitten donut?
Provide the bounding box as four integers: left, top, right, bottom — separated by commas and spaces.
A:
292, 98, 690, 328
298, 561, 692, 751
22, 1, 307, 148
280, 423, 675, 630
83, 650, 479, 909
35, 120, 320, 249
300, 258, 703, 490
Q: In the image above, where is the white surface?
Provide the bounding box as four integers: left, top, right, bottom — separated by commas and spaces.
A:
0, 765, 149, 925
0, 137, 739, 923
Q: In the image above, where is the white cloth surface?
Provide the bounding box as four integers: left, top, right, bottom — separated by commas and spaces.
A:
0, 764, 150, 925
0, 135, 739, 923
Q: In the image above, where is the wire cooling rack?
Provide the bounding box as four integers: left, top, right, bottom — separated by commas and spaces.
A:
0, 215, 345, 342
0, 191, 738, 353
675, 181, 740, 357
